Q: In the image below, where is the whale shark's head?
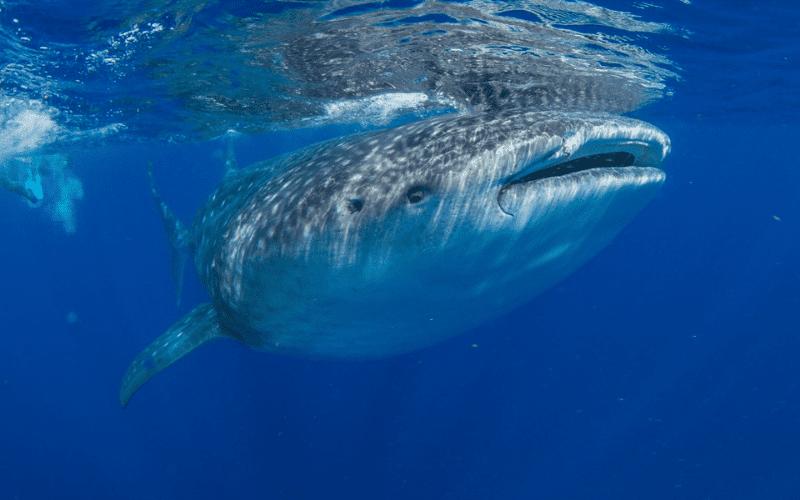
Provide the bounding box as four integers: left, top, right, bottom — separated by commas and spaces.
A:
200, 109, 669, 358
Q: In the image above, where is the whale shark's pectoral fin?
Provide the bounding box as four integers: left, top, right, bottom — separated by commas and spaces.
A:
120, 303, 223, 408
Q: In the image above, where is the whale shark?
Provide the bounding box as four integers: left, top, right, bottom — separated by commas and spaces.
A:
120, 109, 670, 407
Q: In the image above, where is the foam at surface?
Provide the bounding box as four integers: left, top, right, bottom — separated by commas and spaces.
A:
0, 98, 60, 158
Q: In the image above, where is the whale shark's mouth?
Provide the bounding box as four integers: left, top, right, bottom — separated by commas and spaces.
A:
505, 151, 636, 186
497, 139, 667, 217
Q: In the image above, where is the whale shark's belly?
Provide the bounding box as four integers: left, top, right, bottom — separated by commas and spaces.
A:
221, 167, 664, 359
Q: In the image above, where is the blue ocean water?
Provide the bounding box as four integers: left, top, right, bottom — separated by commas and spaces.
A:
1, 0, 798, 499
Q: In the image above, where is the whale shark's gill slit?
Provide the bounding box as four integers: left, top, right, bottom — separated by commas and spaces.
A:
511, 152, 635, 185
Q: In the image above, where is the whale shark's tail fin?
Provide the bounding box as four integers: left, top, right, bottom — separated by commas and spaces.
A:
147, 160, 190, 306
120, 303, 224, 407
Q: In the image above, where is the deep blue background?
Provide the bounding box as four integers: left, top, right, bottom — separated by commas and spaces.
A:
3, 112, 799, 500
2, 1, 800, 499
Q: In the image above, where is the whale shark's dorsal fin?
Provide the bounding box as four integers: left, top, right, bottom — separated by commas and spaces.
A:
120, 303, 224, 407
147, 160, 190, 305
223, 138, 238, 178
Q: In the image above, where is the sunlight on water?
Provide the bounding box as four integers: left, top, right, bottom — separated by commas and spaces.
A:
0, 0, 681, 144
321, 92, 437, 126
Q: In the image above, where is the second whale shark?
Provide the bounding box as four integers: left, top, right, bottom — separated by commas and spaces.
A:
120, 109, 669, 406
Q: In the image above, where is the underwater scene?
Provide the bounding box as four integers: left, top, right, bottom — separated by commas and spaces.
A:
1, 0, 798, 498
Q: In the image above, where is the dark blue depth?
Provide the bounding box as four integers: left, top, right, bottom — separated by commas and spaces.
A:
1, 1, 799, 499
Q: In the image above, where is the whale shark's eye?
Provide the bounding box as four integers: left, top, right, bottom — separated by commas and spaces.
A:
406, 187, 428, 204
348, 199, 364, 213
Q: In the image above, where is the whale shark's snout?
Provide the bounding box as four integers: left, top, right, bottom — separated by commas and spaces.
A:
496, 114, 668, 217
